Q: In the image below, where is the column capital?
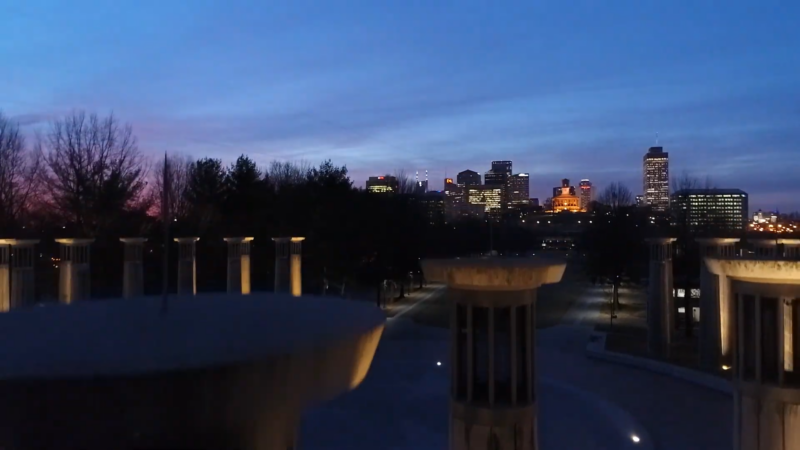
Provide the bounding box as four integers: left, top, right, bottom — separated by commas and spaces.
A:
421, 258, 565, 291
750, 239, 779, 247
55, 238, 94, 246
696, 237, 740, 246
174, 237, 199, 243
645, 237, 677, 245
120, 238, 148, 244
0, 239, 40, 246
271, 237, 305, 243
705, 258, 800, 283
224, 237, 254, 243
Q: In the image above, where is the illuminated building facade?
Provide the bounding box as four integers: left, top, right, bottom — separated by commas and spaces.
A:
366, 176, 399, 194
635, 195, 645, 207
508, 173, 530, 207
485, 161, 512, 209
456, 170, 481, 187
672, 188, 748, 231
579, 179, 592, 211
643, 146, 669, 211
549, 179, 582, 212
467, 185, 503, 213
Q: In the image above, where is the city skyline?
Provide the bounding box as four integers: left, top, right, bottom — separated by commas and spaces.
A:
2, 1, 799, 211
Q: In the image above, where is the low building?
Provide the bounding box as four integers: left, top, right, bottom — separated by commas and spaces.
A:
418, 191, 446, 225
508, 173, 530, 208
366, 176, 399, 194
672, 188, 748, 232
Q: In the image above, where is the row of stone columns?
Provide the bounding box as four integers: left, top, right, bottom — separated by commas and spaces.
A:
646, 237, 800, 367
0, 236, 305, 310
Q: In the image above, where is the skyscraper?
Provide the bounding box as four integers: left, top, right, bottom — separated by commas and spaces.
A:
508, 173, 530, 207
579, 179, 593, 211
456, 170, 481, 186
414, 170, 429, 194
643, 146, 670, 212
485, 161, 512, 209
484, 161, 512, 188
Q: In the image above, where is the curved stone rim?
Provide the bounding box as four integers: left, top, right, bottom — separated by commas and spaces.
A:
0, 293, 385, 380
422, 258, 566, 291
704, 257, 800, 285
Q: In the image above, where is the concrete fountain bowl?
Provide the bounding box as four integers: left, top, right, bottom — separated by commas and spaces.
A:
0, 293, 385, 450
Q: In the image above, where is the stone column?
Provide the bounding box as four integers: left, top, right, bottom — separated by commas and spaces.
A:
779, 239, 800, 259
272, 237, 304, 297
421, 258, 566, 450
120, 238, 147, 299
224, 237, 253, 295
174, 237, 199, 296
646, 238, 676, 359
9, 240, 38, 309
751, 239, 778, 258
55, 239, 94, 304
697, 238, 739, 371
705, 258, 800, 450
0, 241, 10, 312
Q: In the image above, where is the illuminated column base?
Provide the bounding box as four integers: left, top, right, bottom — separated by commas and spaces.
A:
646, 238, 676, 359
120, 238, 147, 299
9, 240, 38, 309
224, 238, 253, 295
175, 238, 199, 296
697, 238, 739, 371
56, 239, 94, 304
422, 259, 566, 450
272, 237, 304, 296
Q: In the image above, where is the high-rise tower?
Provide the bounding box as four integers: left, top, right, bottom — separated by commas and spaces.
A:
643, 147, 669, 212
579, 179, 592, 211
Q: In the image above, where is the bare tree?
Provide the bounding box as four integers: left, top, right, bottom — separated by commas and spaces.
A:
39, 111, 149, 236
597, 182, 634, 213
0, 112, 43, 232
672, 170, 715, 193
268, 160, 311, 190
152, 154, 193, 220
392, 169, 415, 194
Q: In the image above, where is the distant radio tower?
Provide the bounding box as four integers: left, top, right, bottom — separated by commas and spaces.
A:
415, 171, 419, 182
425, 169, 428, 181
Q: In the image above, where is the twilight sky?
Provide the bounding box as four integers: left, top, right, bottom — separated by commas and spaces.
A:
2, 0, 799, 211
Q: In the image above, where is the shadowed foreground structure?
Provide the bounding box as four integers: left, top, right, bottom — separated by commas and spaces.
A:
0, 294, 384, 450
423, 257, 566, 450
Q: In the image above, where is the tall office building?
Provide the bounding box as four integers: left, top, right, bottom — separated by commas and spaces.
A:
672, 188, 748, 232
467, 185, 503, 213
508, 173, 530, 207
643, 146, 670, 212
414, 170, 429, 195
484, 161, 512, 188
485, 161, 512, 210
456, 170, 482, 187
579, 179, 592, 211
366, 175, 399, 194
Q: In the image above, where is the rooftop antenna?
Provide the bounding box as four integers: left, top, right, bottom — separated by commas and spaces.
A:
425, 169, 428, 182
415, 171, 419, 183
656, 132, 659, 146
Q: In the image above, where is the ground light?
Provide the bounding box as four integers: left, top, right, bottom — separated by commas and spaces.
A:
436, 361, 442, 366
631, 435, 640, 443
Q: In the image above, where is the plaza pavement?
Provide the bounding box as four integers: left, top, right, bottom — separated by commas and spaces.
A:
301, 275, 732, 449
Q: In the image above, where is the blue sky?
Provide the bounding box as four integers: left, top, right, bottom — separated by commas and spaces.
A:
2, 0, 799, 211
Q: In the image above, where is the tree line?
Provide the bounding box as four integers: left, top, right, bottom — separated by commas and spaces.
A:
0, 111, 521, 300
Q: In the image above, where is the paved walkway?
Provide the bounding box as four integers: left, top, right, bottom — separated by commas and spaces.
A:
301, 279, 732, 449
